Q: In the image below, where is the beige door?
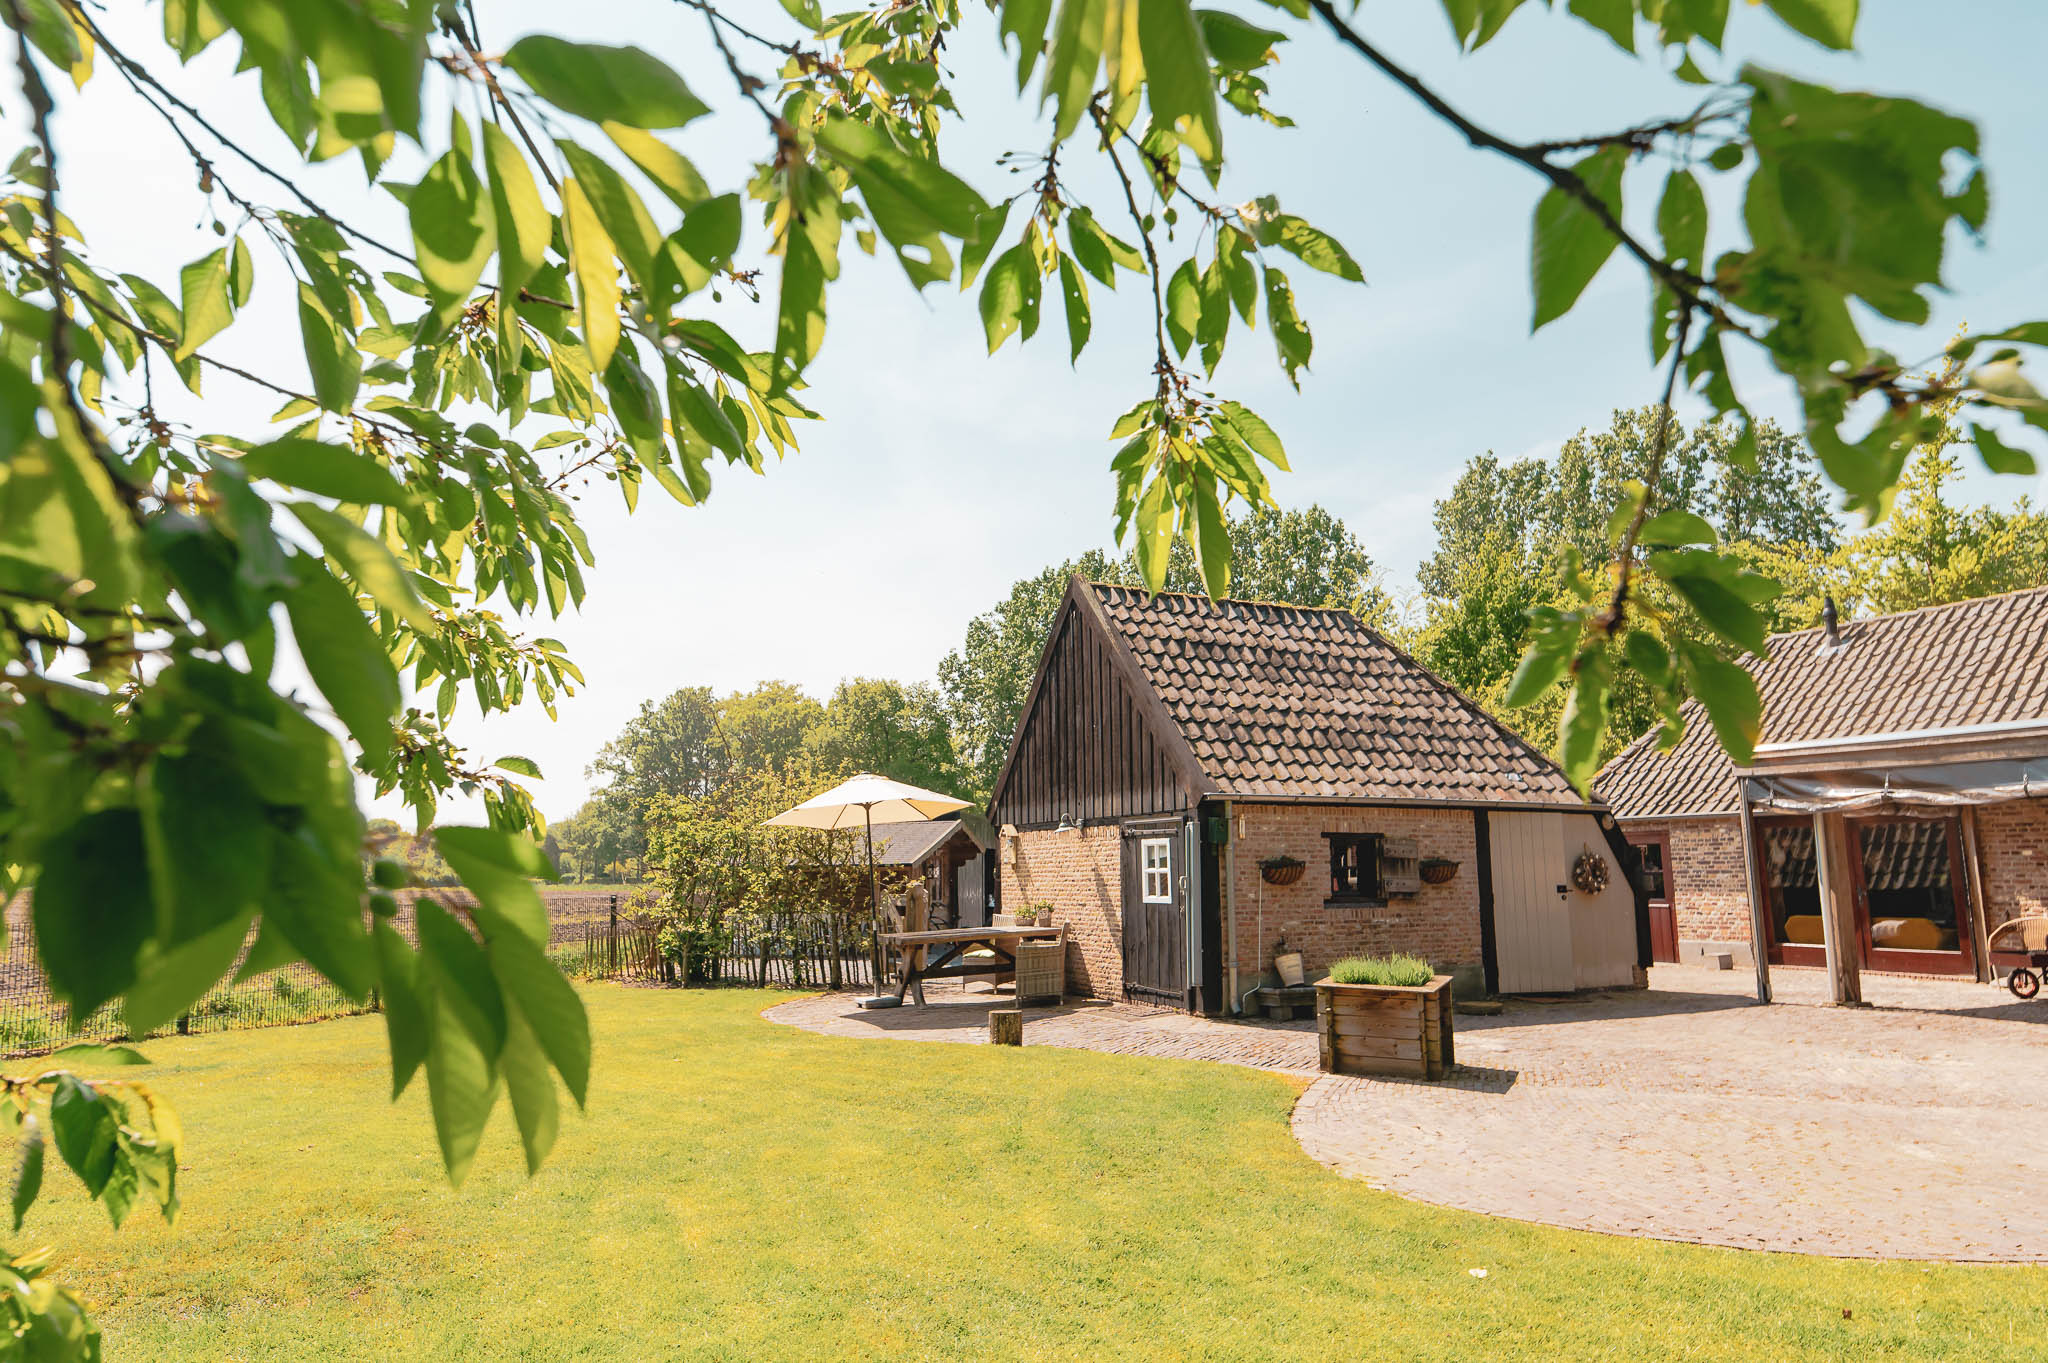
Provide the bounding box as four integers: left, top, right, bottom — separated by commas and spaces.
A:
1491, 810, 1576, 993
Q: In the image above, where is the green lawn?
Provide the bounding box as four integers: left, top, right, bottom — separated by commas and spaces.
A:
34, 987, 2046, 1361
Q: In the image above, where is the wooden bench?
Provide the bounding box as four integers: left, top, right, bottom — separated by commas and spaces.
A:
1253, 985, 1318, 1021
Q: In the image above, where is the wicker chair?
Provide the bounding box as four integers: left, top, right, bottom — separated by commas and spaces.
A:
1012, 938, 1066, 1005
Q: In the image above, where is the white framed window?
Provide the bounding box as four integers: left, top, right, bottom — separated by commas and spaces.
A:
1141, 837, 1173, 904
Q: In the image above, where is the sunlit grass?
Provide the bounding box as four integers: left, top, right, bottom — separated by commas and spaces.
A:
34, 986, 2047, 1361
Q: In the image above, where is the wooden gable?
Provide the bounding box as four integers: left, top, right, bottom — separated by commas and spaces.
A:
987, 579, 1207, 830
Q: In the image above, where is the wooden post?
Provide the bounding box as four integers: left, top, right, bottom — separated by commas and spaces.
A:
988, 1008, 1023, 1046
1961, 806, 1994, 984
1736, 782, 1772, 1005
1813, 810, 1863, 1006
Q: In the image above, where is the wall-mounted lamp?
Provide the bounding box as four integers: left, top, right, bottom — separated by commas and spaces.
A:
1055, 812, 1079, 835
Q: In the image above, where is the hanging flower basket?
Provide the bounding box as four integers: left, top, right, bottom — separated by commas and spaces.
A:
1259, 855, 1306, 886
1570, 848, 1609, 895
1419, 857, 1460, 885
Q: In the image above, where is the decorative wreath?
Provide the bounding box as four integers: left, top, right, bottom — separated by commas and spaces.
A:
1570, 848, 1609, 895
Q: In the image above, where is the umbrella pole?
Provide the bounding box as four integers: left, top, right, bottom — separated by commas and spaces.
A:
865, 803, 882, 990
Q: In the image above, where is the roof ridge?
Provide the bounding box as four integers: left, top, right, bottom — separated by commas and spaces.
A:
1767, 582, 2048, 642
1083, 579, 1361, 620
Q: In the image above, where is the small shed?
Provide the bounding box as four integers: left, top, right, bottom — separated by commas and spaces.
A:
986, 577, 1648, 1013
1598, 586, 2048, 1002
866, 818, 988, 927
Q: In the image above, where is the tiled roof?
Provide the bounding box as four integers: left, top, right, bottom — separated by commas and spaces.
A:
1088, 583, 1585, 806
1597, 585, 2048, 819
868, 819, 977, 866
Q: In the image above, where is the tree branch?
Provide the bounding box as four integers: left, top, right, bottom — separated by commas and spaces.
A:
1307, 1, 1729, 328
442, 9, 561, 194
70, 8, 414, 264
1091, 100, 1173, 405
1604, 306, 1695, 632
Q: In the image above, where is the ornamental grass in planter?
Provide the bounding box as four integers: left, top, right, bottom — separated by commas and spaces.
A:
1315, 955, 1454, 1080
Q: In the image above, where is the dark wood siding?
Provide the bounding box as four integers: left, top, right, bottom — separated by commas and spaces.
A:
990, 604, 1195, 829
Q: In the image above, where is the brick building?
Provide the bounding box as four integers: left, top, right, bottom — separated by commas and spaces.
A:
987, 578, 1648, 1013
1597, 587, 2048, 1000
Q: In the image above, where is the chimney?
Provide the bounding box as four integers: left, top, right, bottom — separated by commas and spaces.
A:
1820, 594, 1842, 651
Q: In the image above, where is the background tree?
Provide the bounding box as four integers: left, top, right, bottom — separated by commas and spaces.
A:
805, 678, 963, 795
1410, 408, 1838, 764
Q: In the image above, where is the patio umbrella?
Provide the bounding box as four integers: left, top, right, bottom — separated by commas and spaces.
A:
764, 774, 970, 990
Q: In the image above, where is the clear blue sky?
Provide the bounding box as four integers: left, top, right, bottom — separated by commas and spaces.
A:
11, 2, 2047, 822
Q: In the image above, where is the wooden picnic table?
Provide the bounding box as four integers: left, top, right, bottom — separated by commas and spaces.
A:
875, 924, 1065, 1007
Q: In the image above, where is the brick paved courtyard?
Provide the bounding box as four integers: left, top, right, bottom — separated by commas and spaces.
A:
768, 965, 2048, 1261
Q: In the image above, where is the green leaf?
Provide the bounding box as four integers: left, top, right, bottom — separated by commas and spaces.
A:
814, 118, 989, 240
1067, 208, 1145, 285
289, 502, 437, 632
139, 748, 269, 947
1558, 650, 1611, 789
1636, 509, 1717, 547
502, 37, 709, 129
1656, 168, 1707, 272
1660, 567, 1769, 656
1214, 402, 1289, 470
1759, 0, 1855, 49
558, 142, 661, 294
483, 124, 551, 362
1139, 0, 1222, 164
1505, 631, 1573, 708
1165, 258, 1201, 358
960, 202, 1014, 290
979, 242, 1036, 353
1678, 640, 1763, 763
1197, 9, 1284, 70
240, 438, 407, 505
123, 913, 250, 1038
436, 826, 553, 947
493, 755, 544, 778
487, 929, 590, 1107
773, 224, 827, 386
1972, 423, 2038, 476
1262, 266, 1311, 387
296, 283, 361, 413
1057, 252, 1091, 362
1133, 473, 1173, 592
34, 809, 151, 1021
373, 919, 429, 1099
175, 248, 232, 361
1043, 0, 1108, 143
48, 1077, 118, 1199
1190, 475, 1230, 596
499, 1001, 559, 1175
410, 147, 497, 326
561, 176, 622, 374
1566, 0, 1634, 51
1266, 216, 1364, 283
12, 1113, 43, 1232
265, 827, 375, 999
603, 122, 709, 210
1001, 0, 1056, 86
667, 365, 744, 463
281, 555, 401, 766
423, 988, 495, 1186
1530, 146, 1625, 330
1623, 630, 1675, 690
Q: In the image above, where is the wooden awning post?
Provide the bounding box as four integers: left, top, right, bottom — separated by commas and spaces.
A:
1961, 806, 1995, 984
1736, 781, 1772, 1005
1813, 810, 1863, 1006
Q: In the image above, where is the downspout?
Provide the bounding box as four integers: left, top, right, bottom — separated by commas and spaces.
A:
1221, 800, 1240, 1013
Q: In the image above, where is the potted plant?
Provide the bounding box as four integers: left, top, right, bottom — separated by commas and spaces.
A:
1258, 854, 1305, 886
1420, 857, 1460, 885
1314, 954, 1454, 1080
1032, 901, 1054, 927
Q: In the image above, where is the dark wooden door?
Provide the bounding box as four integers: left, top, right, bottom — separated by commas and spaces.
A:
1625, 831, 1679, 964
1122, 824, 1188, 1007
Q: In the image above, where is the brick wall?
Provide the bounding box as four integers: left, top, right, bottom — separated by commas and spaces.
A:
1975, 798, 2048, 941
1225, 804, 1480, 984
1626, 816, 1751, 959
1000, 825, 1123, 998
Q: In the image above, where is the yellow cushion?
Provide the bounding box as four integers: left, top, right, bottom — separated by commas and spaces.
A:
1871, 917, 1948, 950
1784, 914, 1825, 945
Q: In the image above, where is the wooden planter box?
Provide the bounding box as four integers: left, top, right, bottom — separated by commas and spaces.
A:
1314, 976, 1454, 1080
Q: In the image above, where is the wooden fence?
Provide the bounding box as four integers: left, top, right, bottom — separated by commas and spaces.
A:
571, 912, 876, 992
